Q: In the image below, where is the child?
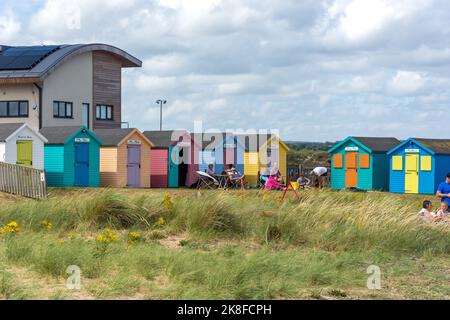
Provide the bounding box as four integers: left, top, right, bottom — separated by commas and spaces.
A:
418, 200, 435, 223
435, 201, 449, 222
297, 175, 311, 189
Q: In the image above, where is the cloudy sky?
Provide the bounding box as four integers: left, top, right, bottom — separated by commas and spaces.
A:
1, 0, 450, 142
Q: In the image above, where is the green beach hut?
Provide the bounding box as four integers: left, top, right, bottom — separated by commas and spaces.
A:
40, 126, 103, 187
329, 136, 400, 191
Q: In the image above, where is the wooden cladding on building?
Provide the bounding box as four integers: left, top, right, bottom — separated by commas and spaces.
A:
92, 51, 122, 129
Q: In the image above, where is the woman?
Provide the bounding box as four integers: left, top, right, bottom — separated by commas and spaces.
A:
225, 164, 245, 190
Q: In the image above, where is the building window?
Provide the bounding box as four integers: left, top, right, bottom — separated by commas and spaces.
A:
53, 101, 73, 118
96, 104, 113, 120
0, 101, 29, 118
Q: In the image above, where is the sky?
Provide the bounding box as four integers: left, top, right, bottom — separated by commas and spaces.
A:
1, 0, 450, 142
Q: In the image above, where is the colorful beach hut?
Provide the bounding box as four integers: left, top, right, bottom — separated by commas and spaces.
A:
40, 126, 103, 187
0, 123, 48, 169
328, 136, 400, 191
237, 134, 289, 185
387, 138, 450, 194
143, 130, 199, 188
94, 128, 153, 188
195, 132, 245, 174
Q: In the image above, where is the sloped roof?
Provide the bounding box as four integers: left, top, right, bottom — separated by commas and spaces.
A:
94, 128, 135, 146
352, 137, 401, 153
0, 123, 23, 141
330, 136, 400, 153
413, 138, 450, 155
143, 130, 192, 148
39, 126, 102, 145
0, 43, 141, 82
94, 128, 153, 147
235, 134, 274, 152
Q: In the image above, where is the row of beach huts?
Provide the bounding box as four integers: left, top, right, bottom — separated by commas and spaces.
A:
0, 123, 288, 188
329, 136, 450, 194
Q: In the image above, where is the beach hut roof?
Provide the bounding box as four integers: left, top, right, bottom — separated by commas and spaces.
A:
352, 137, 400, 152
143, 130, 181, 148
0, 123, 24, 142
39, 126, 103, 145
94, 128, 154, 147
235, 134, 288, 152
0, 123, 48, 143
413, 138, 450, 155
329, 136, 400, 153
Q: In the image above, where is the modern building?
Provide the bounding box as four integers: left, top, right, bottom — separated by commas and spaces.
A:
0, 44, 141, 130
329, 136, 400, 191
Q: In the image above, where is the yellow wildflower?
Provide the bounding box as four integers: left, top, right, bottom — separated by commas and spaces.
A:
161, 193, 174, 214
41, 220, 53, 230
1, 221, 20, 233
157, 217, 165, 226
68, 231, 77, 239
127, 232, 142, 245
96, 228, 118, 243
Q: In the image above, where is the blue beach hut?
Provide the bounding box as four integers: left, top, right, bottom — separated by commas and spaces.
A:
387, 138, 450, 194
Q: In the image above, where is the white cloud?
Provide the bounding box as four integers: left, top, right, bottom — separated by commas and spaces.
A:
388, 71, 426, 96
0, 13, 21, 42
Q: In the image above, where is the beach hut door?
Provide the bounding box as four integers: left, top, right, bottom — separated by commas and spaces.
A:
405, 154, 419, 194
127, 145, 141, 188
168, 146, 179, 188
345, 152, 358, 187
16, 140, 32, 167
74, 143, 89, 187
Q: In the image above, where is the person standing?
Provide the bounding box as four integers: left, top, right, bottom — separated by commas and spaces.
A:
436, 173, 450, 206
310, 167, 328, 188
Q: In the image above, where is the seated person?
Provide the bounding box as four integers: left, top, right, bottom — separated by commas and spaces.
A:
259, 168, 271, 185
265, 175, 284, 191
206, 163, 215, 176
225, 164, 245, 190
435, 201, 449, 222
297, 175, 311, 189
418, 200, 436, 223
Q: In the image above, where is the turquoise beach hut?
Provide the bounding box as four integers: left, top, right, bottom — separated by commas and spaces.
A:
40, 126, 103, 187
329, 136, 400, 191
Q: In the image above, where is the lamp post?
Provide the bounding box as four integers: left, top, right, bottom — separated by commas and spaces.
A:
156, 99, 167, 131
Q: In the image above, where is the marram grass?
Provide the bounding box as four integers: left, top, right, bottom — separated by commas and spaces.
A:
0, 188, 450, 299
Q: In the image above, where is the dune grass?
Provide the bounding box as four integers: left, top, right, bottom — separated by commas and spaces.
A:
0, 188, 449, 299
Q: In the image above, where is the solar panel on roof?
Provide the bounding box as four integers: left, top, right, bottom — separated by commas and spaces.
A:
0, 45, 61, 71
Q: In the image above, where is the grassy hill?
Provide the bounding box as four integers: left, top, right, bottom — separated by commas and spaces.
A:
0, 188, 449, 300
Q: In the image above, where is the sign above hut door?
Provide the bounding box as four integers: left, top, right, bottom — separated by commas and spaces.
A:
405, 154, 419, 194
345, 152, 358, 187
74, 143, 89, 187
16, 140, 32, 167
127, 145, 141, 188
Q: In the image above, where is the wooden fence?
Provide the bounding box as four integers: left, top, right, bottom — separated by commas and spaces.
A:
0, 162, 47, 199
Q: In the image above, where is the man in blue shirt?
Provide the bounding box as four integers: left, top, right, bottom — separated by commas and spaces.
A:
436, 173, 450, 205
